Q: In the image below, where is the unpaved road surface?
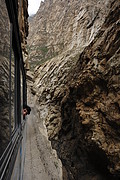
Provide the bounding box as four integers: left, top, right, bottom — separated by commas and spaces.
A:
23, 107, 62, 180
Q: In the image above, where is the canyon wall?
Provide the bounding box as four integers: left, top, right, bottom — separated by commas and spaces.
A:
29, 0, 120, 179
28, 0, 112, 69
18, 0, 29, 69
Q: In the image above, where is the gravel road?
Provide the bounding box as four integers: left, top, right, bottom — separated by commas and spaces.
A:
23, 107, 62, 180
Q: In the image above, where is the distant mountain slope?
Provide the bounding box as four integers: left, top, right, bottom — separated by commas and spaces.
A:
28, 0, 112, 69
28, 0, 120, 179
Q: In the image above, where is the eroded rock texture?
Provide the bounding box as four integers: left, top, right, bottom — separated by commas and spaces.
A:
30, 0, 120, 179
18, 0, 29, 69
57, 1, 120, 178
28, 0, 112, 69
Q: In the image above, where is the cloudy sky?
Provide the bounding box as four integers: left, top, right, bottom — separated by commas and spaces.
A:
28, 0, 43, 15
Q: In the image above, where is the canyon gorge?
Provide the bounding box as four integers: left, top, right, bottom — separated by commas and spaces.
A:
0, 0, 119, 179
27, 0, 120, 179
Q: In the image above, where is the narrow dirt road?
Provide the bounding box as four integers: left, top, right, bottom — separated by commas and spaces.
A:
23, 106, 62, 180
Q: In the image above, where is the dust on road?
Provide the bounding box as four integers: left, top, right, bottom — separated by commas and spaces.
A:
23, 107, 62, 180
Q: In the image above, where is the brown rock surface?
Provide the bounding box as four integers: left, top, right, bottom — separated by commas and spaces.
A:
29, 0, 120, 179
57, 0, 120, 178
18, 0, 29, 54
18, 0, 30, 70
28, 0, 113, 69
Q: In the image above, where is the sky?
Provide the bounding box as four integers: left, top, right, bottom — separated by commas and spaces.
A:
28, 0, 43, 15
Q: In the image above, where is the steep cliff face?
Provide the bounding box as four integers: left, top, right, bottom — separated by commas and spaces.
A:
31, 0, 120, 179
57, 1, 120, 178
18, 0, 29, 69
0, 0, 10, 54
18, 0, 29, 52
28, 0, 112, 69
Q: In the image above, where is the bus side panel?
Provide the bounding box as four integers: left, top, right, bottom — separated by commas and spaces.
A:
11, 122, 27, 180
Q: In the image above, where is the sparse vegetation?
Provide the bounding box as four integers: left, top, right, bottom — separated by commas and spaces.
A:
27, 44, 60, 71
54, 161, 58, 169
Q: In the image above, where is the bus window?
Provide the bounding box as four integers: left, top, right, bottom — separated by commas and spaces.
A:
21, 70, 23, 120
0, 0, 11, 157
11, 50, 15, 132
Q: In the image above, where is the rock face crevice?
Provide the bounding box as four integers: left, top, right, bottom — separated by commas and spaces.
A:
29, 0, 120, 179
53, 0, 120, 179
28, 0, 113, 69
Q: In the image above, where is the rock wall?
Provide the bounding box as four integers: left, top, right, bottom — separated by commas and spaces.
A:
31, 0, 120, 179
18, 0, 29, 70
57, 0, 120, 178
28, 0, 112, 69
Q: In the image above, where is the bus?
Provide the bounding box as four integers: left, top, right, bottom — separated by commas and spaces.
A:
0, 0, 28, 179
